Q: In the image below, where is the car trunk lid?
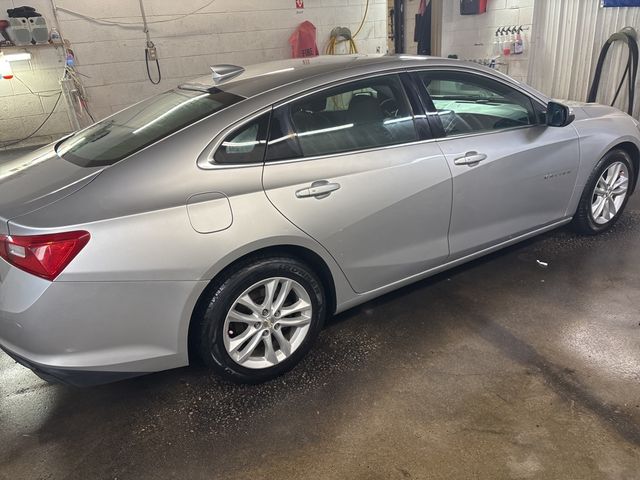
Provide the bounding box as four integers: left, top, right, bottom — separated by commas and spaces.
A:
0, 144, 103, 235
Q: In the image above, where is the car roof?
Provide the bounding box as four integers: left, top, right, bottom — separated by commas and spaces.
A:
182, 54, 549, 110
185, 54, 462, 98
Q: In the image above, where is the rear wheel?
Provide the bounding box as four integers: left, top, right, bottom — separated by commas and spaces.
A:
195, 256, 326, 383
573, 149, 635, 235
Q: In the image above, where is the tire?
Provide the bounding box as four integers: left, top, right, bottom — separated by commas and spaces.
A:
573, 149, 635, 235
194, 256, 326, 384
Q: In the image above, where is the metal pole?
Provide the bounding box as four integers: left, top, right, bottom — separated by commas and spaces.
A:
60, 78, 82, 131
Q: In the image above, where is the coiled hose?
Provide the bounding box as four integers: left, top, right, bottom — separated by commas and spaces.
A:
325, 0, 369, 55
587, 27, 639, 115
326, 27, 358, 54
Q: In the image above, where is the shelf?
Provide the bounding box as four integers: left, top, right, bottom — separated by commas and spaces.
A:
0, 42, 62, 50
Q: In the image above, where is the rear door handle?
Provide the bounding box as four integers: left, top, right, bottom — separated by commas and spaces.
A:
296, 180, 341, 199
454, 151, 487, 166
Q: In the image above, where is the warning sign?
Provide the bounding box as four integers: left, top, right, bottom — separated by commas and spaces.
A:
296, 0, 304, 9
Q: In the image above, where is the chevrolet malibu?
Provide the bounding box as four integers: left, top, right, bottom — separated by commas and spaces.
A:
0, 55, 637, 386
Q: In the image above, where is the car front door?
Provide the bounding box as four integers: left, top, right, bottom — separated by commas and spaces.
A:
262, 73, 452, 294
415, 69, 580, 257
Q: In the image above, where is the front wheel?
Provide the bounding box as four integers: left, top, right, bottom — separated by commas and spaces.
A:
195, 256, 326, 384
573, 149, 635, 235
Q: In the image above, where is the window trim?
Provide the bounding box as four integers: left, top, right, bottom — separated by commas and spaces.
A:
197, 107, 272, 170
213, 109, 271, 166
407, 66, 548, 108
203, 129, 440, 170
265, 71, 424, 162
272, 70, 411, 110
409, 67, 548, 142
262, 135, 440, 167
203, 69, 522, 170
400, 72, 433, 141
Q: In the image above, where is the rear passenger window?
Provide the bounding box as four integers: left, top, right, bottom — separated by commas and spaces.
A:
214, 112, 270, 164
267, 74, 417, 160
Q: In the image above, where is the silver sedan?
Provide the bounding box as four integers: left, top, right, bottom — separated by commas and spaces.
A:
0, 55, 637, 385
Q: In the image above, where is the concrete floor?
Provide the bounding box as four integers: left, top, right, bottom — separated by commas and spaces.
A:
1, 148, 639, 479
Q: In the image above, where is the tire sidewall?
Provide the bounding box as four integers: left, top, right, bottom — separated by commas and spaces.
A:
581, 150, 635, 233
199, 258, 326, 383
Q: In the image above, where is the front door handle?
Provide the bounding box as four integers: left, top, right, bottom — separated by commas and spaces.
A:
295, 180, 341, 199
454, 151, 487, 166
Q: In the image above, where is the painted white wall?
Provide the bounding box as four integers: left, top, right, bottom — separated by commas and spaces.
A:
1, 0, 387, 148
439, 0, 535, 83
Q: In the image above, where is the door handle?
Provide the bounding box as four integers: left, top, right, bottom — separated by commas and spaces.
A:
454, 151, 487, 166
295, 180, 341, 199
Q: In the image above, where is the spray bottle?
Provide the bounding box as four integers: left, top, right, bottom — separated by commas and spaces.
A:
502, 27, 512, 56
493, 29, 502, 56
514, 26, 525, 55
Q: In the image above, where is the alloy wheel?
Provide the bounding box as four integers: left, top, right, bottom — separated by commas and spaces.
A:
223, 277, 313, 369
591, 161, 629, 225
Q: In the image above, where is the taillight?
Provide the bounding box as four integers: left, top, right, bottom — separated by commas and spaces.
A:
0, 231, 90, 281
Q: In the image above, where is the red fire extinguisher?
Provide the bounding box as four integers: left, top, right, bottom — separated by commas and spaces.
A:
460, 0, 487, 15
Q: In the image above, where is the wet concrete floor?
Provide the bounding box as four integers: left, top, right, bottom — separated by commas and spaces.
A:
1, 148, 639, 479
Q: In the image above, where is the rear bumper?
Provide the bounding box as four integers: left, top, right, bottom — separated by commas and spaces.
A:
1, 344, 145, 387
0, 260, 207, 384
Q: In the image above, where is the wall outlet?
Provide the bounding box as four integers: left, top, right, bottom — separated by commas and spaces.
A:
146, 46, 158, 61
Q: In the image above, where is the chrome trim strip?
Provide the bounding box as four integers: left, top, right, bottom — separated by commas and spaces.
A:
263, 137, 438, 167
205, 123, 540, 170
198, 64, 551, 170
434, 124, 543, 144
203, 135, 440, 170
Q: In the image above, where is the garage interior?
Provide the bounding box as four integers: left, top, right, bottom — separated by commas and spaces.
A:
1, 0, 639, 479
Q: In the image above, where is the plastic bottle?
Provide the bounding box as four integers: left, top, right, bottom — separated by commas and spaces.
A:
50, 27, 62, 44
502, 28, 512, 56
514, 27, 525, 55
509, 28, 517, 55
493, 30, 502, 56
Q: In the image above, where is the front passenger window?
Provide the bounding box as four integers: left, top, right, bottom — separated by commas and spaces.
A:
419, 72, 537, 137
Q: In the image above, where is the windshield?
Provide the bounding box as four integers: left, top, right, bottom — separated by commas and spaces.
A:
57, 88, 244, 167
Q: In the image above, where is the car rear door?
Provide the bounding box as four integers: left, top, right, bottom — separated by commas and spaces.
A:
262, 73, 452, 294
413, 69, 580, 257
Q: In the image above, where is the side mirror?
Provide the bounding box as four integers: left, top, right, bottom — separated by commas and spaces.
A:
546, 101, 575, 127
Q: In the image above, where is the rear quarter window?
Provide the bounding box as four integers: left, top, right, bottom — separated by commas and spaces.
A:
213, 112, 271, 164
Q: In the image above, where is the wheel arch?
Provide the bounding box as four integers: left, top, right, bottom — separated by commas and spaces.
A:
187, 244, 339, 360
612, 141, 640, 193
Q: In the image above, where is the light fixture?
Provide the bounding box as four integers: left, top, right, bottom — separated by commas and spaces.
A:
0, 53, 12, 80
3, 52, 32, 62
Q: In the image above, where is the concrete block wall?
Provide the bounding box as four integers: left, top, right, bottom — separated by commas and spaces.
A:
0, 0, 387, 149
440, 0, 535, 83
0, 0, 71, 149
